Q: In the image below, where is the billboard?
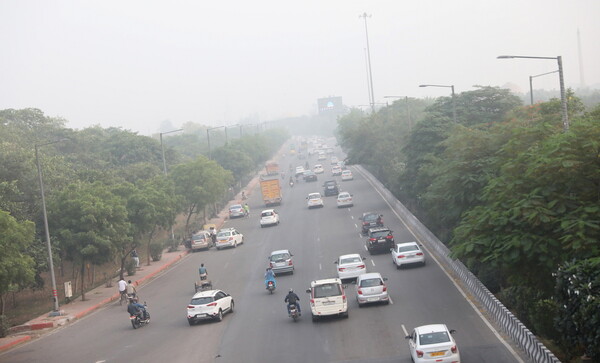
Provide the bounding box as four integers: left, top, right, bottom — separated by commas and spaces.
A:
317, 96, 344, 116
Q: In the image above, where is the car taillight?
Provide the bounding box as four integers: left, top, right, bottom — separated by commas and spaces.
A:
369, 238, 376, 241
338, 267, 345, 272
288, 260, 293, 266
187, 305, 195, 309
358, 264, 365, 269
207, 302, 217, 307
310, 299, 314, 304
362, 222, 368, 226
451, 345, 457, 354
398, 255, 405, 258
229, 237, 233, 241
386, 235, 393, 239
416, 252, 423, 256
342, 294, 346, 301
416, 350, 424, 358
357, 288, 362, 295
382, 285, 387, 292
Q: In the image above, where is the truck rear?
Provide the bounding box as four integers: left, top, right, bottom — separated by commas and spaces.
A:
260, 176, 282, 206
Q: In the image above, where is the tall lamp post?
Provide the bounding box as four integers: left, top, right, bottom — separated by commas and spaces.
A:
497, 55, 568, 131
384, 95, 412, 131
419, 84, 457, 123
529, 70, 559, 105
35, 139, 65, 316
159, 129, 183, 240
206, 126, 225, 160
359, 12, 375, 113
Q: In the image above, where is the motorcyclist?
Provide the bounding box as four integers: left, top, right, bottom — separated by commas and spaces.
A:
289, 176, 294, 185
126, 280, 137, 300
377, 214, 383, 226
285, 288, 301, 316
199, 263, 208, 281
264, 267, 276, 289
127, 297, 148, 320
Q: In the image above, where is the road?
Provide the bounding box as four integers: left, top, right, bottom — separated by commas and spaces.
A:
1, 150, 521, 363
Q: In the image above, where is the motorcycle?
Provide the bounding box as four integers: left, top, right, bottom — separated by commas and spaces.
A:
289, 181, 294, 187
130, 303, 150, 329
289, 303, 299, 322
266, 280, 276, 294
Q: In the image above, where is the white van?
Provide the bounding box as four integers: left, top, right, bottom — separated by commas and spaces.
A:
306, 278, 348, 322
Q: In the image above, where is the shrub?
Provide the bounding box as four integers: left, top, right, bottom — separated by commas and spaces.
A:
149, 241, 163, 261
0, 315, 10, 338
125, 259, 136, 276
166, 238, 179, 253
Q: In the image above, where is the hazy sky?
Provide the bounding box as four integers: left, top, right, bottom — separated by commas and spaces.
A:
1, 1, 599, 135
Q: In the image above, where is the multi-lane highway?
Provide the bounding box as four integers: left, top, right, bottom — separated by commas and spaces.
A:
1, 150, 522, 363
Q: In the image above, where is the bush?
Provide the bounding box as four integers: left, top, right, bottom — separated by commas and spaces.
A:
166, 238, 179, 253
0, 315, 10, 338
149, 241, 163, 261
125, 259, 136, 276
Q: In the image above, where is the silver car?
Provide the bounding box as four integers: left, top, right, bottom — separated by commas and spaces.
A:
355, 272, 389, 306
268, 249, 294, 274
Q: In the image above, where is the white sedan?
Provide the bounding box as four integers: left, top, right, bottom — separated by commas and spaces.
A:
313, 164, 324, 174
260, 209, 280, 227
215, 228, 244, 249
341, 170, 353, 181
336, 192, 354, 208
335, 254, 366, 280
187, 289, 234, 325
405, 324, 460, 363
391, 242, 425, 268
307, 192, 324, 208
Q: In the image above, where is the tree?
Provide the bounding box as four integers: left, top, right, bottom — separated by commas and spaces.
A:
0, 210, 35, 315
49, 182, 130, 300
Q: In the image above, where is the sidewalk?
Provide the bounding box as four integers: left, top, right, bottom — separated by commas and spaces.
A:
0, 149, 271, 354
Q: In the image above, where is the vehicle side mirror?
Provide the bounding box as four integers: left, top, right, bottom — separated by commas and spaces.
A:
362, 257, 366, 261
405, 335, 411, 340
305, 289, 311, 294
383, 277, 388, 281
449, 329, 457, 334
334, 261, 338, 264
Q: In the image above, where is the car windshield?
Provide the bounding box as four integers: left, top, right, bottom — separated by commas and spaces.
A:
217, 231, 231, 237
270, 253, 290, 261
371, 231, 390, 238
230, 205, 242, 210
325, 181, 335, 186
363, 214, 378, 222
190, 296, 214, 305
360, 278, 383, 287
338, 193, 349, 198
340, 256, 362, 264
313, 283, 342, 298
419, 331, 451, 345
398, 245, 419, 252
342, 171, 350, 175
192, 234, 206, 241
261, 211, 273, 217
309, 193, 320, 199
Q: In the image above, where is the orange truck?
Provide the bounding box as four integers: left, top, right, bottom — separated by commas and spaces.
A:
260, 175, 282, 206
265, 162, 279, 176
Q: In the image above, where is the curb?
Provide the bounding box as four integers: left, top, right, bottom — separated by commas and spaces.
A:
0, 335, 31, 353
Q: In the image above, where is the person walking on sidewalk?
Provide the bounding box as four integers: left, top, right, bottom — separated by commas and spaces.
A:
131, 249, 139, 268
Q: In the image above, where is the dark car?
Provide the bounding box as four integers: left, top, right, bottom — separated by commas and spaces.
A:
366, 227, 394, 254
360, 212, 383, 235
323, 180, 339, 196
303, 170, 318, 182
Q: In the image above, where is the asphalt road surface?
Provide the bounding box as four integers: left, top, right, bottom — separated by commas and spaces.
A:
1, 150, 522, 363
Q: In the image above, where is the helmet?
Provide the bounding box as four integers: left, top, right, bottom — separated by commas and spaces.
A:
289, 288, 294, 293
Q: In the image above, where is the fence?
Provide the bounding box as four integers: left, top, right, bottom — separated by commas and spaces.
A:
356, 165, 560, 363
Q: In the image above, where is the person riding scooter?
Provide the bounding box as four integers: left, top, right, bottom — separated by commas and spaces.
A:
285, 288, 301, 316
264, 267, 276, 290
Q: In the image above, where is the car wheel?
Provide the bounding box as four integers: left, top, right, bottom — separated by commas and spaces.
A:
422, 260, 426, 266
229, 301, 234, 314
215, 309, 223, 322
188, 318, 195, 326
261, 225, 264, 228
342, 311, 349, 318
357, 300, 363, 308
311, 314, 318, 322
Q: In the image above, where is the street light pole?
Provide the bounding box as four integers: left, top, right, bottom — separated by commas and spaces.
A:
419, 84, 457, 123
529, 70, 559, 105
497, 55, 568, 131
359, 12, 375, 113
160, 129, 183, 174
207, 126, 226, 160
35, 140, 65, 316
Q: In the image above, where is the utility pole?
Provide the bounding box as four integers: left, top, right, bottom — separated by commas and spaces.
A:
360, 12, 375, 113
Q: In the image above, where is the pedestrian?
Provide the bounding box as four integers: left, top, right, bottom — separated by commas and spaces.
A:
243, 203, 250, 218
131, 249, 139, 268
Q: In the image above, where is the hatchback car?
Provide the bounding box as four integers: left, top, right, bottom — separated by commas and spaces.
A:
405, 324, 460, 363
392, 242, 425, 268
215, 228, 244, 249
268, 249, 294, 274
313, 164, 324, 174
260, 209, 280, 227
306, 278, 348, 321
360, 212, 383, 235
303, 170, 318, 182
323, 180, 339, 196
331, 166, 342, 176
366, 227, 395, 254
355, 272, 389, 306
336, 192, 354, 208
190, 230, 212, 251
335, 254, 366, 280
187, 289, 234, 325
307, 192, 324, 209
341, 170, 353, 181
228, 204, 247, 218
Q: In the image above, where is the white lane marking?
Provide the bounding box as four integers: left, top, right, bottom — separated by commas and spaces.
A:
351, 215, 354, 220
319, 263, 322, 270
355, 166, 525, 363
401, 324, 408, 336
317, 237, 321, 242
354, 223, 358, 229
388, 296, 394, 305
363, 245, 368, 251
370, 259, 375, 267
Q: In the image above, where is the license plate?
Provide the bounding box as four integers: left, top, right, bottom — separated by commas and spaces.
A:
323, 301, 335, 305
367, 297, 378, 302
430, 351, 444, 357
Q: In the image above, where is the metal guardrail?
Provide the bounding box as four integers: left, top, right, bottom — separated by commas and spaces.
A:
356, 165, 561, 363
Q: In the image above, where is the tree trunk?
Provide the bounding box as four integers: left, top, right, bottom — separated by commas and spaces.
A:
0, 293, 5, 315
80, 260, 86, 301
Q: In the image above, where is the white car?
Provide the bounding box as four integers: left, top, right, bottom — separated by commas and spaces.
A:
306, 278, 348, 321
405, 324, 460, 363
260, 209, 280, 228
330, 156, 339, 165
341, 170, 353, 181
187, 289, 234, 325
335, 254, 366, 280
313, 164, 324, 174
332, 166, 342, 176
215, 228, 244, 249
391, 242, 425, 268
318, 153, 326, 161
307, 192, 324, 208
336, 192, 354, 208
295, 166, 305, 175
356, 272, 389, 306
